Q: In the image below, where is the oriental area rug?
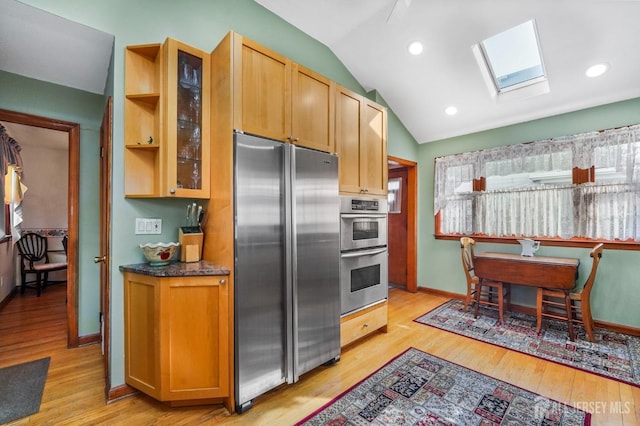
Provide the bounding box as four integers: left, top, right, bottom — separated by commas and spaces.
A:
297, 347, 590, 425
414, 300, 640, 388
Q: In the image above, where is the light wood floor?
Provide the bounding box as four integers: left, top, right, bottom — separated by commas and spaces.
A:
1, 284, 639, 425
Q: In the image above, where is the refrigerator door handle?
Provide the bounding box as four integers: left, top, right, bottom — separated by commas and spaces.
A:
341, 247, 388, 258
285, 143, 297, 384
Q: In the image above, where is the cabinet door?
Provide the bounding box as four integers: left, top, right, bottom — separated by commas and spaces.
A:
361, 99, 388, 195
124, 273, 161, 399
234, 36, 291, 142
291, 64, 335, 152
160, 275, 229, 400
163, 38, 210, 198
335, 85, 364, 194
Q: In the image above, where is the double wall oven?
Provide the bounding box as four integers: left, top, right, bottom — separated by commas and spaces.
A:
339, 197, 388, 315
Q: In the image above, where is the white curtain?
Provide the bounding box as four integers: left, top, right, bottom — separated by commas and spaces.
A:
434, 124, 640, 241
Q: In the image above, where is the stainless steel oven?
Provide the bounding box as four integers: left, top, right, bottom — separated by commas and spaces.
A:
340, 197, 388, 251
340, 197, 388, 315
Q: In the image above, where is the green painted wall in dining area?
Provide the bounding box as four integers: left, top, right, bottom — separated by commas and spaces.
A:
417, 96, 640, 329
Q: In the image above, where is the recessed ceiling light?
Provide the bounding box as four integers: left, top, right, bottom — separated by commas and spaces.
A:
586, 63, 609, 78
408, 41, 423, 55
445, 106, 458, 116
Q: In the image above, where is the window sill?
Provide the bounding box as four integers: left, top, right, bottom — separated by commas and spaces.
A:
435, 233, 640, 251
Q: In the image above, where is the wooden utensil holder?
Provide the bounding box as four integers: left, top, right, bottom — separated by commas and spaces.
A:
179, 227, 203, 262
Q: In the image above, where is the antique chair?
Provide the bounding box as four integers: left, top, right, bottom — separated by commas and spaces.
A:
16, 232, 68, 297
536, 243, 604, 342
460, 237, 510, 323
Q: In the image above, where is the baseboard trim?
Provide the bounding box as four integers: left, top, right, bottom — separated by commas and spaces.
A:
78, 332, 101, 346
416, 286, 640, 337
0, 286, 17, 311
106, 383, 139, 403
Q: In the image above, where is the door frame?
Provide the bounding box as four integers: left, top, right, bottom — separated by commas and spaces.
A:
99, 98, 113, 396
0, 108, 80, 347
388, 156, 417, 292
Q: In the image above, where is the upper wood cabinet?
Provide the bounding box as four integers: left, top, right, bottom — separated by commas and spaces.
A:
124, 38, 210, 198
232, 34, 335, 153
335, 85, 388, 196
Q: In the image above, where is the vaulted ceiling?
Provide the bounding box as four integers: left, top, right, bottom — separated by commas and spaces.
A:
256, 0, 640, 143
3, 0, 639, 144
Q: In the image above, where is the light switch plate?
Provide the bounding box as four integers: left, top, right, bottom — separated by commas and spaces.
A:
135, 218, 162, 235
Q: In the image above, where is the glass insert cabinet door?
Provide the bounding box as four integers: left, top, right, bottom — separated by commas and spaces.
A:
165, 38, 210, 198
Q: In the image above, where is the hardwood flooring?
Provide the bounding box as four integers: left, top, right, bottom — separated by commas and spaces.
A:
1, 284, 638, 425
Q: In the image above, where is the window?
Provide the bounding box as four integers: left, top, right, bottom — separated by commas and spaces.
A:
472, 19, 549, 100
388, 177, 402, 213
434, 125, 640, 245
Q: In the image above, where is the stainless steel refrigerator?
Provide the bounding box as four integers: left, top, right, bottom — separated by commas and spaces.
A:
233, 131, 341, 413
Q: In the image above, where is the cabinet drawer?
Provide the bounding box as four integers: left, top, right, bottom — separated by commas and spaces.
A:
340, 302, 387, 347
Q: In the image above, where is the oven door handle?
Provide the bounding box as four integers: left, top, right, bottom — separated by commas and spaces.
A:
341, 247, 387, 258
340, 213, 387, 219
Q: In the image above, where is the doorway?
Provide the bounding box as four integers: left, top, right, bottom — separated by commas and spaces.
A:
387, 156, 417, 292
0, 108, 80, 347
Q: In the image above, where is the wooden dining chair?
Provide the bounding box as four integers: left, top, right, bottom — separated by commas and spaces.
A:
16, 232, 68, 297
536, 243, 604, 342
460, 237, 510, 323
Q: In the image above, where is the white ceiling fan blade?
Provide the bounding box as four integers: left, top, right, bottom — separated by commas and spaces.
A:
387, 0, 412, 24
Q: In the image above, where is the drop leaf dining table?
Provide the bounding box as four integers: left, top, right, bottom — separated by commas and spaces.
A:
473, 251, 580, 338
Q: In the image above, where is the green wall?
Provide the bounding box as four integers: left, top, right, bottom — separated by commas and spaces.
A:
0, 70, 105, 335
16, 0, 418, 389
16, 0, 637, 393
418, 97, 640, 329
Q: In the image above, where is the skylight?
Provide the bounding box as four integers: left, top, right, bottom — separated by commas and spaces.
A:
472, 19, 549, 100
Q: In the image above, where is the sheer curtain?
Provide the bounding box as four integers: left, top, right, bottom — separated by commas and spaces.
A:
434, 124, 640, 241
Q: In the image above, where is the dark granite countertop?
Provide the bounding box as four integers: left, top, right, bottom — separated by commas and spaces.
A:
119, 260, 230, 277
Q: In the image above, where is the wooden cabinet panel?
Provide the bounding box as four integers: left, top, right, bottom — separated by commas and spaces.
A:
335, 85, 388, 195
235, 37, 291, 142
124, 276, 159, 396
340, 302, 388, 347
232, 33, 335, 153
362, 99, 388, 196
124, 273, 229, 403
292, 64, 335, 152
336, 86, 363, 194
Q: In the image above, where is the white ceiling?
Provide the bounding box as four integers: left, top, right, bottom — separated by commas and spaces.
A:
2, 1, 639, 144
0, 0, 113, 95
256, 0, 640, 143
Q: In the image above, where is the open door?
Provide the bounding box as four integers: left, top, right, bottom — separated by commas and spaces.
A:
387, 156, 417, 292
96, 98, 112, 395
0, 108, 80, 346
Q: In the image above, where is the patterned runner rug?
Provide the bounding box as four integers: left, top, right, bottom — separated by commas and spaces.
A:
297, 347, 590, 425
414, 299, 640, 387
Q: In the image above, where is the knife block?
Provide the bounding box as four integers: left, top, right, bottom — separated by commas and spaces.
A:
179, 227, 203, 262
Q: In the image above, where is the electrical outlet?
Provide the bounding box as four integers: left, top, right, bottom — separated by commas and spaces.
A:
135, 218, 162, 235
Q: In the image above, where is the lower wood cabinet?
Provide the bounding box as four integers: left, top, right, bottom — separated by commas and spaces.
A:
340, 301, 388, 347
123, 271, 229, 405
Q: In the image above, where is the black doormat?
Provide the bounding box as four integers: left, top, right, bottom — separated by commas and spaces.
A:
0, 357, 50, 424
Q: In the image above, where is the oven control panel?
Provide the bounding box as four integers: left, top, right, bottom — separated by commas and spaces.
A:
340, 196, 388, 214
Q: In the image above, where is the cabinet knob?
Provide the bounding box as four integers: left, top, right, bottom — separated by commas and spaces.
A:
293, 137, 299, 142
287, 135, 293, 141
219, 279, 226, 285
169, 188, 176, 194
363, 323, 369, 328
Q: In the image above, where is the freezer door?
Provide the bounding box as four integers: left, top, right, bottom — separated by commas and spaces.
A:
234, 133, 287, 407
292, 145, 341, 379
